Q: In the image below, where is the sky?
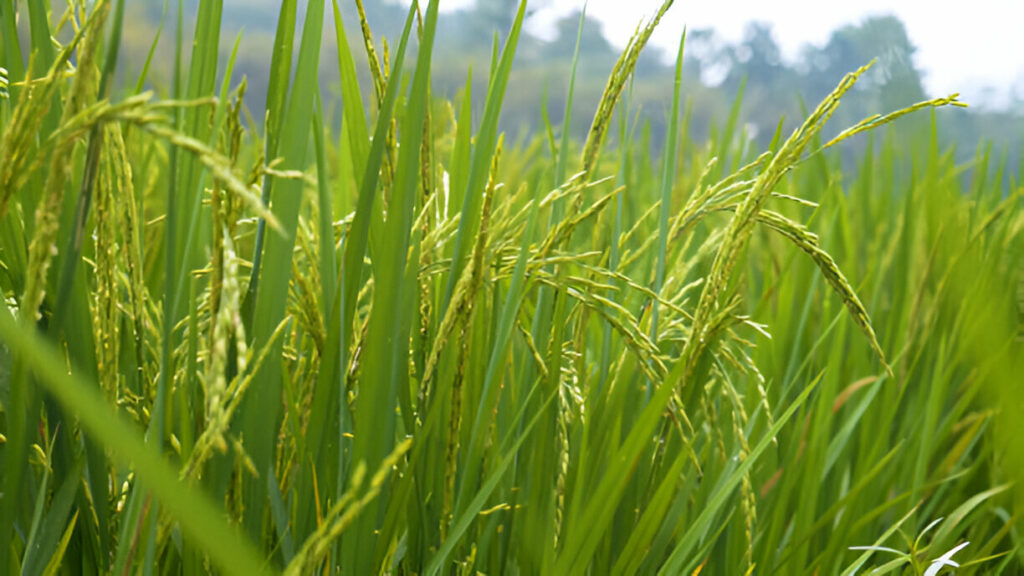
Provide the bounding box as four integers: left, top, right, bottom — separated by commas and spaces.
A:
443, 0, 1024, 107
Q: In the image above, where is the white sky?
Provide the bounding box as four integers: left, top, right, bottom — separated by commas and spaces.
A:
442, 0, 1024, 106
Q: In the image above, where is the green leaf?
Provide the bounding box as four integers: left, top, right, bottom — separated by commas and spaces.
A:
40, 512, 77, 576
650, 29, 686, 372
426, 385, 560, 576
339, 1, 417, 376
0, 305, 271, 576
238, 0, 325, 540
243, 0, 297, 327
345, 1, 441, 572
442, 0, 527, 311
22, 459, 83, 576
659, 374, 823, 575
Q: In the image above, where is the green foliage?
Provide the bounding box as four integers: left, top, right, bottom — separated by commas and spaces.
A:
0, 1, 1021, 574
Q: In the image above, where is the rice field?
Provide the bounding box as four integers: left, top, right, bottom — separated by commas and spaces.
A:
1, 0, 1022, 574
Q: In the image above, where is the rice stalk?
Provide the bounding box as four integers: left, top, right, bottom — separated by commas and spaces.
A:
677, 63, 885, 387
580, 0, 674, 178
285, 439, 412, 576
20, 1, 109, 325
440, 136, 501, 538
92, 123, 125, 401
0, 40, 84, 215
181, 314, 284, 482
113, 123, 154, 392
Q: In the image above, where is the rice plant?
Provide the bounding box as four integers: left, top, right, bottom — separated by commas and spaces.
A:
0, 0, 1021, 574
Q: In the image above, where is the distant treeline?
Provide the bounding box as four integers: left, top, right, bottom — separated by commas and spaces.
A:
116, 0, 1021, 184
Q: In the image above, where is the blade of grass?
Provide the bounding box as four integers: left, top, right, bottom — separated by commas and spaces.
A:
0, 305, 271, 576
21, 459, 83, 576
345, 1, 440, 573
660, 374, 823, 575
237, 0, 325, 541
426, 384, 561, 576
339, 2, 417, 385
441, 0, 526, 312
242, 0, 297, 329
649, 30, 686, 394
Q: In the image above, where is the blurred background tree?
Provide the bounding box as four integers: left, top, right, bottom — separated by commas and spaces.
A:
801, 16, 926, 110
66, 0, 1021, 183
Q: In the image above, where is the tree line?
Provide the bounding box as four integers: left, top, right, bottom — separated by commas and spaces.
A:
124, 0, 1022, 182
